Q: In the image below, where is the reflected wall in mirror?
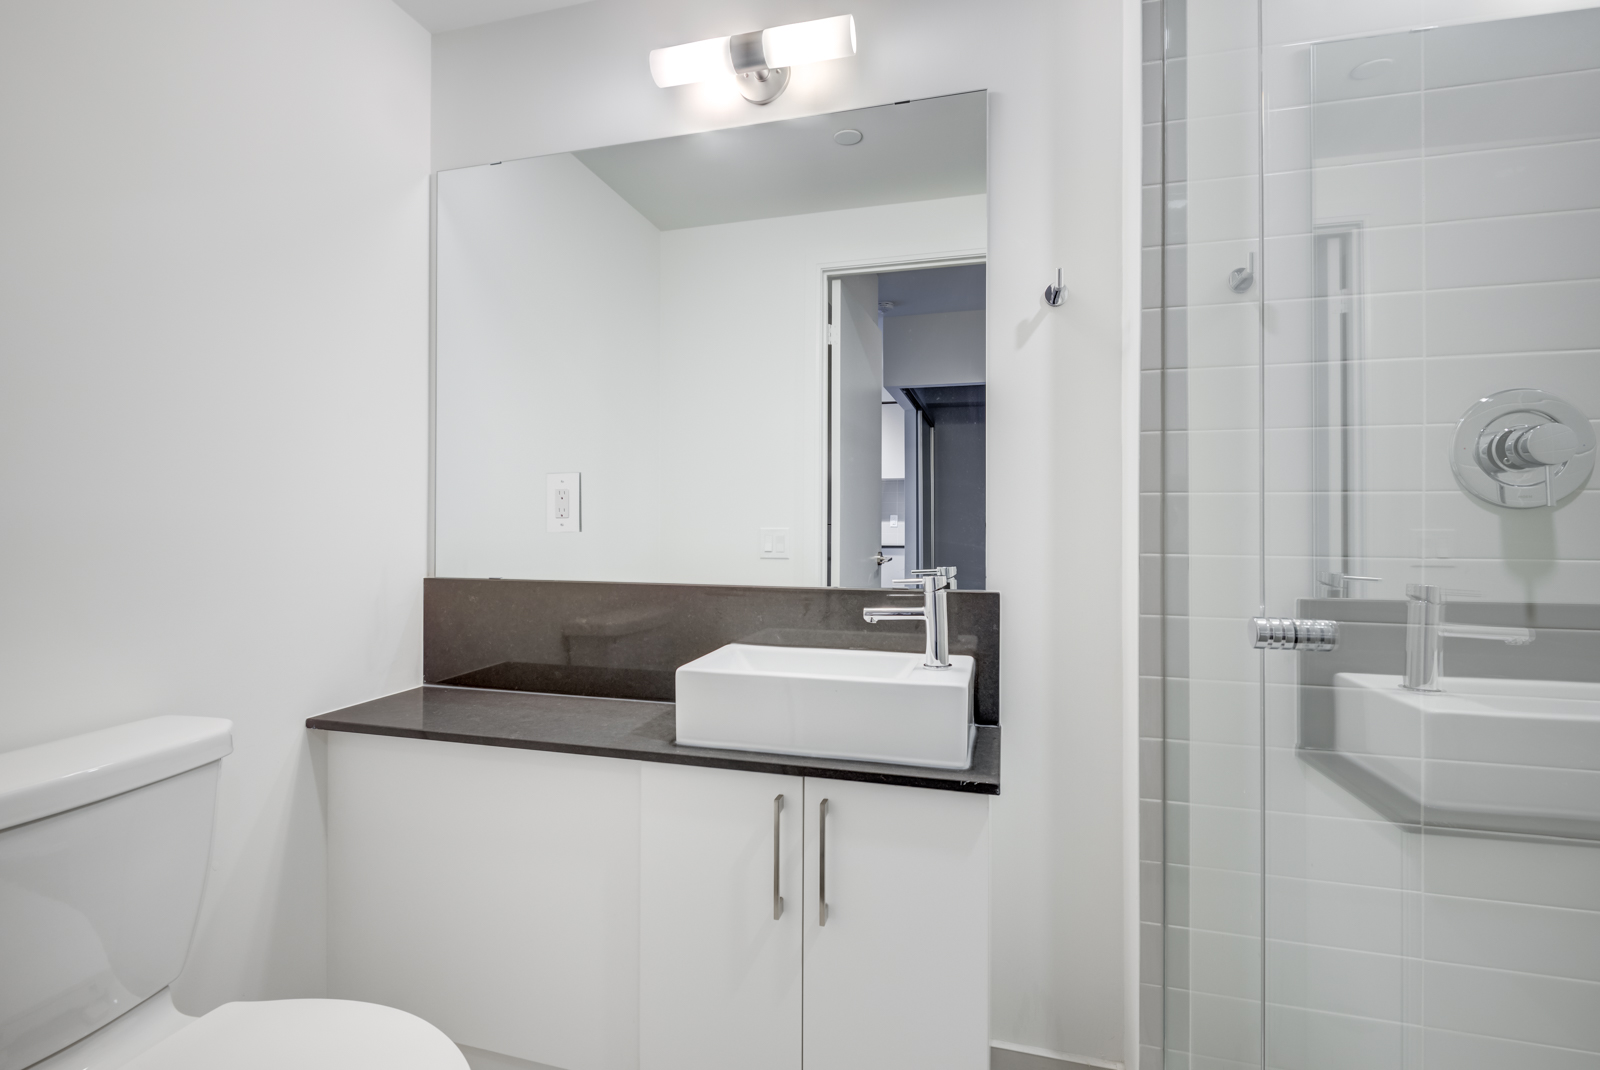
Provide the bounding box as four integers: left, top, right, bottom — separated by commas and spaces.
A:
434, 91, 988, 590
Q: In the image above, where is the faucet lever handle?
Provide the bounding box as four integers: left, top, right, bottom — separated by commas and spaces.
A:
907, 566, 957, 590
1406, 584, 1481, 602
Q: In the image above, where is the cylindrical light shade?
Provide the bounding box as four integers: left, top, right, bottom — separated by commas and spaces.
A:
761, 14, 856, 69
649, 35, 734, 87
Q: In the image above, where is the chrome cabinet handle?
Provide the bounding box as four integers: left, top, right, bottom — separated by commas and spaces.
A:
818, 798, 829, 926
772, 794, 784, 921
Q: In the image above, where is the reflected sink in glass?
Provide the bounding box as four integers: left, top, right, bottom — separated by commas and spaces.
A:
674, 644, 975, 769
1330, 672, 1600, 840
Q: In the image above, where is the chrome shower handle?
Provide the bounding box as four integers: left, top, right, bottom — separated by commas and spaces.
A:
1250, 617, 1338, 651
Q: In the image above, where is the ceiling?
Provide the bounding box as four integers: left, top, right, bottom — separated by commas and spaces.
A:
571, 91, 987, 230
392, 0, 590, 33
877, 263, 985, 318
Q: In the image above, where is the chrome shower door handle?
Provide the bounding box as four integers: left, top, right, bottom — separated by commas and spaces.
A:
772, 794, 784, 921
1250, 617, 1338, 651
818, 798, 829, 926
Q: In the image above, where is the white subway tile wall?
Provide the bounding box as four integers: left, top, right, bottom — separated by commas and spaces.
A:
1140, 6, 1169, 1066
1148, 2, 1600, 1068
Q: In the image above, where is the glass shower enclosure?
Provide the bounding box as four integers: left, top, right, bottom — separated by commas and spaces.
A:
1150, 2, 1600, 1066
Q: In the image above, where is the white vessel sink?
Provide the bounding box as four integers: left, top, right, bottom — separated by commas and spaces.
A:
1331, 672, 1600, 838
674, 644, 976, 769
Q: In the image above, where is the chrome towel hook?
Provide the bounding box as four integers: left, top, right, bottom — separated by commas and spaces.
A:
1229, 252, 1255, 293
1044, 269, 1067, 307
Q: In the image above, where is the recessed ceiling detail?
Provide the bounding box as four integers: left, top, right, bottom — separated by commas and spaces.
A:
391, 0, 591, 34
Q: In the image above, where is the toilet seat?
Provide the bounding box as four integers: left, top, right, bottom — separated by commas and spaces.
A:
119, 998, 468, 1070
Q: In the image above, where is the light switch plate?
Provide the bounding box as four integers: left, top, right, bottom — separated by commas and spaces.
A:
548, 473, 580, 532
759, 526, 789, 559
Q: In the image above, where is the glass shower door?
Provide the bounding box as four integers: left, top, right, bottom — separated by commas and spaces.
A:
1161, 2, 1600, 1067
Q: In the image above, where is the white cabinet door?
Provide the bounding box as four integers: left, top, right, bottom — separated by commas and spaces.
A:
802, 777, 990, 1070
640, 762, 804, 1070
326, 733, 641, 1070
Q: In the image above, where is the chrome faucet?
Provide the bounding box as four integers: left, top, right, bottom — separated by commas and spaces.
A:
1403, 584, 1533, 692
864, 566, 956, 669
1317, 571, 1382, 598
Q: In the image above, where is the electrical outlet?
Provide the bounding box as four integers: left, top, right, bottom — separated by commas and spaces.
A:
547, 473, 580, 532
759, 527, 789, 559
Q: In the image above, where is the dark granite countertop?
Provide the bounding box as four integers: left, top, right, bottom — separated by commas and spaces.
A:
307, 685, 1000, 795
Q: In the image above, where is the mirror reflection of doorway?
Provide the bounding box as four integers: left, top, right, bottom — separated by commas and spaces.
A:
828, 262, 985, 590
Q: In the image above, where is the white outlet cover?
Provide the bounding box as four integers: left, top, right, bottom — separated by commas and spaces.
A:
759, 527, 789, 559
547, 473, 580, 532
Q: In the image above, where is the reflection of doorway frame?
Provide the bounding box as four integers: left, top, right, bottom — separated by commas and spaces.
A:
819, 251, 985, 586
1311, 223, 1366, 594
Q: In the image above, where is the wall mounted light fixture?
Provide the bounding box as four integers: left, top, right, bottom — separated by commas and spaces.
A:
649, 15, 857, 104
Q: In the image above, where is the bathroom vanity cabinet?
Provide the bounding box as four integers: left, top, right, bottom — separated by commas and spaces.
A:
640, 764, 990, 1070
639, 763, 804, 1070
326, 731, 990, 1070
802, 777, 990, 1070
326, 733, 643, 1070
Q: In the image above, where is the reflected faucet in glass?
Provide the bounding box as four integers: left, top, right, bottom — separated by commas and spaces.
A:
1403, 584, 1534, 692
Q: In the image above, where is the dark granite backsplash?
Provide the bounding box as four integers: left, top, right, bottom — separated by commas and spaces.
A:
425, 577, 1002, 725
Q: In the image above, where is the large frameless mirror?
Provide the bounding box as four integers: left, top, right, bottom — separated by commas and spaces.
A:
432, 91, 988, 590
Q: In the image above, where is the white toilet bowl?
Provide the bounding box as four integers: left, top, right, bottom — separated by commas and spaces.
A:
0, 718, 465, 1070
32, 988, 466, 1070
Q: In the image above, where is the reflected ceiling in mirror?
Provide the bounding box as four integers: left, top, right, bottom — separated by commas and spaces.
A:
570, 91, 986, 229
433, 92, 987, 590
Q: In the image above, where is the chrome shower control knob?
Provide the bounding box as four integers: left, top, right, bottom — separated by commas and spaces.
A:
1479, 421, 1580, 472
1452, 388, 1595, 509
1250, 617, 1338, 651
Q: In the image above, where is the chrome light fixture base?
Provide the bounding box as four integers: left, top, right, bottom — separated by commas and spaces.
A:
735, 65, 790, 103
729, 28, 790, 103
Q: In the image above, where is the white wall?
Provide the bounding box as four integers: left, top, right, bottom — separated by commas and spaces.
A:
0, 0, 430, 1012
1292, 8, 1600, 605
883, 404, 907, 481
435, 152, 665, 581
433, 1, 1133, 1064
656, 196, 984, 586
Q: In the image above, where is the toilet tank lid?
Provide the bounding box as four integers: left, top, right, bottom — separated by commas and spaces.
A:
0, 716, 233, 832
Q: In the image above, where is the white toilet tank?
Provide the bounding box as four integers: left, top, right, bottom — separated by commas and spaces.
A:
0, 717, 232, 1070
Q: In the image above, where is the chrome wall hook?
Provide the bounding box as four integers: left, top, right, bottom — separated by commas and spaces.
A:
1229, 252, 1255, 293
1044, 269, 1067, 307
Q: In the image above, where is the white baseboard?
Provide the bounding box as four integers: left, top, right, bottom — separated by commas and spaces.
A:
992, 1039, 1125, 1070
465, 1039, 1122, 1070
